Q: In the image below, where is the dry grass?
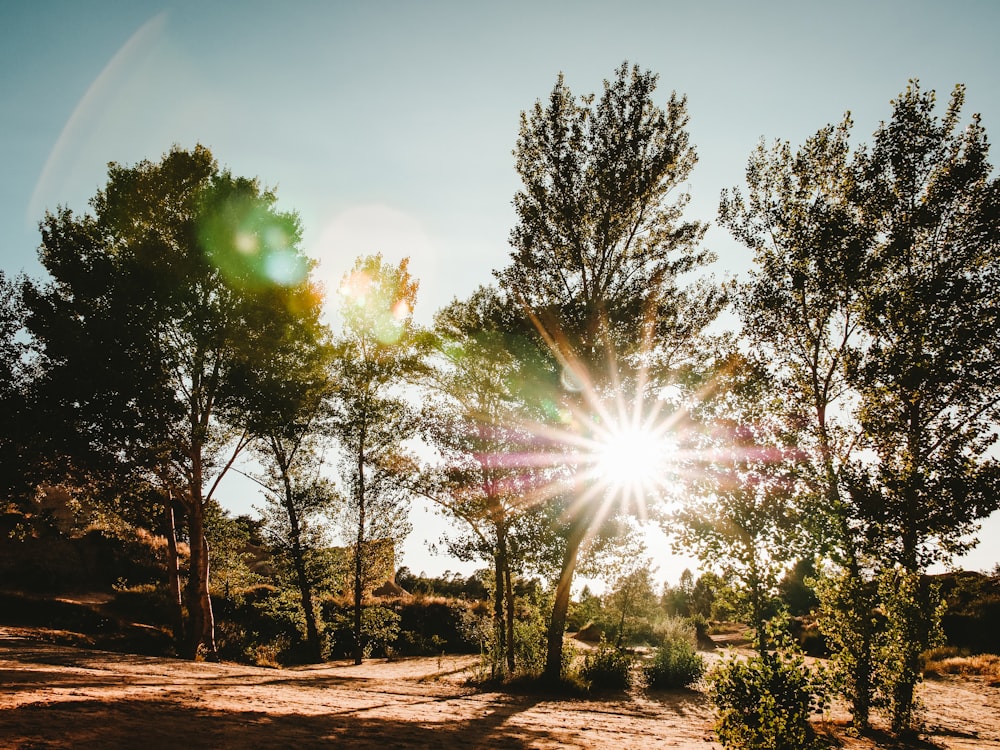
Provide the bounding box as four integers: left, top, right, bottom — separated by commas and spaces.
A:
924, 646, 1000, 679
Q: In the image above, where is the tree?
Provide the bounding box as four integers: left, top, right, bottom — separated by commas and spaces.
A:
421, 286, 554, 676
24, 145, 325, 659
604, 562, 658, 648
675, 357, 813, 651
719, 116, 880, 724
329, 254, 420, 664
849, 81, 1000, 732
257, 474, 339, 662
0, 270, 35, 505
497, 62, 726, 679
721, 81, 1000, 732
246, 303, 335, 663
422, 284, 572, 676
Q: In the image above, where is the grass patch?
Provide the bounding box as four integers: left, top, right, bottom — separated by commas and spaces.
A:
923, 647, 1000, 679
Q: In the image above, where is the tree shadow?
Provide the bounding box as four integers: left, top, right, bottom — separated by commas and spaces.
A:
0, 694, 557, 749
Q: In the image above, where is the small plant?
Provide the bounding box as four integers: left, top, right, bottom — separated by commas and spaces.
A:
580, 637, 633, 691
708, 649, 828, 750
643, 638, 705, 689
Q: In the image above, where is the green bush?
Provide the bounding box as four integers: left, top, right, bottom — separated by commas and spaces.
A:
325, 604, 401, 659
643, 639, 705, 689
708, 650, 827, 750
580, 637, 633, 691
214, 587, 304, 664
688, 613, 710, 642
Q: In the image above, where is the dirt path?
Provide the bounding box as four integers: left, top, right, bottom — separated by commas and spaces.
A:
1, 629, 998, 749
0, 630, 719, 749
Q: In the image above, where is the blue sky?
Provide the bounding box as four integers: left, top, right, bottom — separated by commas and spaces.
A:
3, 0, 999, 580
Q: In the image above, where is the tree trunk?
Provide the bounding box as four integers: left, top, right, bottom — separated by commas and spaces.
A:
184, 507, 205, 659
544, 517, 587, 680
164, 495, 185, 649
281, 469, 322, 663
185, 510, 217, 660
492, 550, 505, 678
353, 439, 366, 666
199, 531, 217, 659
292, 540, 322, 662
503, 559, 516, 676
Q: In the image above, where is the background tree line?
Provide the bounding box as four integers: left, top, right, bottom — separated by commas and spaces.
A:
1, 61, 998, 742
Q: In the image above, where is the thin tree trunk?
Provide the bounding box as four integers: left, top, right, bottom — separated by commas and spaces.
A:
199, 531, 217, 659
492, 551, 505, 678
185, 447, 217, 661
184, 508, 205, 659
503, 556, 516, 676
353, 437, 366, 666
280, 467, 322, 663
164, 495, 185, 649
292, 538, 322, 662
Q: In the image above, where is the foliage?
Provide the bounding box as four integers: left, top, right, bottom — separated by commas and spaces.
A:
395, 567, 495, 600
642, 619, 705, 689
498, 60, 727, 679
580, 636, 633, 691
778, 558, 819, 616
324, 604, 401, 660
675, 356, 813, 651
601, 559, 660, 646
849, 83, 1000, 572
213, 585, 308, 665
250, 309, 335, 663
24, 145, 325, 659
709, 648, 828, 750
204, 505, 262, 599
0, 270, 35, 505
876, 569, 945, 734
423, 285, 556, 676
812, 565, 881, 726
643, 640, 704, 690
258, 476, 340, 662
329, 254, 421, 663
722, 79, 1000, 733
935, 570, 1000, 653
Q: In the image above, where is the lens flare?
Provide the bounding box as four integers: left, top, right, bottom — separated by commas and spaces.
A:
595, 424, 673, 491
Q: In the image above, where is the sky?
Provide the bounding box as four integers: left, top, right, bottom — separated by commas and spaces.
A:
3, 0, 999, 583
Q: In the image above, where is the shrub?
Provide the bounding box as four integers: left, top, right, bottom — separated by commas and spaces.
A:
688, 613, 710, 642
325, 604, 401, 659
708, 650, 827, 750
643, 639, 705, 689
580, 637, 633, 691
651, 615, 697, 647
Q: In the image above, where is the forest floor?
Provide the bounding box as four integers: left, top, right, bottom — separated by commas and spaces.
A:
1, 626, 999, 749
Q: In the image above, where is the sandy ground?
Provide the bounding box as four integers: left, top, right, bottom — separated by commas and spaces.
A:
1, 628, 998, 750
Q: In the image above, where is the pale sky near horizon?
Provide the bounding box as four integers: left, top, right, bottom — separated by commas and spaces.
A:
2, 0, 999, 583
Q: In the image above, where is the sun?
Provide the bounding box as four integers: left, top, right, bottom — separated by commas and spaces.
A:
595, 425, 671, 490
580, 414, 679, 519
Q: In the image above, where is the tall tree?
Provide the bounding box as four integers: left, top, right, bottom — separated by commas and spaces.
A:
24, 145, 325, 659
850, 82, 1000, 732
721, 81, 1000, 732
329, 254, 420, 664
497, 62, 726, 679
719, 117, 880, 724
0, 270, 34, 505
245, 297, 335, 663
674, 356, 812, 652
424, 285, 555, 676
257, 476, 339, 661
